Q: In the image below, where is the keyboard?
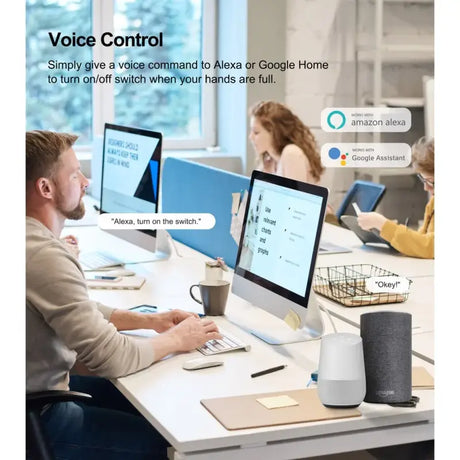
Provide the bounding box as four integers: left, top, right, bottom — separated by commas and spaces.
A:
79, 251, 124, 270
197, 329, 251, 356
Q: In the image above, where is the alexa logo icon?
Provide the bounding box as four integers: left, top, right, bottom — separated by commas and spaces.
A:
327, 110, 346, 130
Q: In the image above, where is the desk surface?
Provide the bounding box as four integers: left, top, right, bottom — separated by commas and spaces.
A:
66, 224, 434, 459
318, 223, 434, 278
69, 223, 434, 361
316, 224, 434, 362
113, 315, 433, 457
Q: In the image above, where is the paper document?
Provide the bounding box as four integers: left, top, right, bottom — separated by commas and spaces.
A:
230, 190, 248, 245
352, 202, 362, 216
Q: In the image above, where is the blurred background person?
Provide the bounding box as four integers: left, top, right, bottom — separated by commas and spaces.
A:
249, 100, 336, 219
249, 100, 324, 183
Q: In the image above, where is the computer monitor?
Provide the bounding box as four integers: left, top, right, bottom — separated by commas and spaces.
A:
100, 123, 167, 260
231, 171, 328, 345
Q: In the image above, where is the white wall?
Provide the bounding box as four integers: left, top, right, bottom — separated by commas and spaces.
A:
285, 0, 357, 208
206, 0, 433, 219
283, 0, 433, 218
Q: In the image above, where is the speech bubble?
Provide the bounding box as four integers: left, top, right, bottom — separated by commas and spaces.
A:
365, 276, 410, 294
321, 107, 411, 132
98, 213, 215, 230
321, 143, 411, 168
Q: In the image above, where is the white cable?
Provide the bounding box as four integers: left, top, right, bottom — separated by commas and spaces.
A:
166, 232, 183, 257
319, 303, 337, 333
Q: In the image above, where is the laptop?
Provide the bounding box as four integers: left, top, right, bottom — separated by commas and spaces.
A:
318, 240, 352, 254
340, 215, 392, 248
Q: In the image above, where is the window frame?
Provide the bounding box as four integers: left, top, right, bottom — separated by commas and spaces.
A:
89, 0, 216, 151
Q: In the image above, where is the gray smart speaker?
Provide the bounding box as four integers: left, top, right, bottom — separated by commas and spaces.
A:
360, 311, 412, 403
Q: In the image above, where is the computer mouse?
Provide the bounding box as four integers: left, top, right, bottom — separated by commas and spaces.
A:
106, 268, 136, 277
182, 358, 224, 371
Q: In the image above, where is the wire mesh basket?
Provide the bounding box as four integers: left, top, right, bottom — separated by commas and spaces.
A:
313, 264, 412, 307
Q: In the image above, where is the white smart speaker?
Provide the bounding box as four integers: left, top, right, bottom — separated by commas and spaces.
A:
318, 333, 366, 408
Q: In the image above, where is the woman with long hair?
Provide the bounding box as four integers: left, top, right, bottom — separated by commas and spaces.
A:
249, 100, 324, 184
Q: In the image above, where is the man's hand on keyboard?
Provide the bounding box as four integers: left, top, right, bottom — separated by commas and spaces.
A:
169, 316, 222, 352
152, 309, 200, 333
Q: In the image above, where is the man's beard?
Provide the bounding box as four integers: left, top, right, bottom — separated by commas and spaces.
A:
56, 192, 86, 220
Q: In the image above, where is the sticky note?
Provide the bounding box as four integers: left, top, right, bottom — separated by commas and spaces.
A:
257, 395, 299, 409
284, 309, 301, 330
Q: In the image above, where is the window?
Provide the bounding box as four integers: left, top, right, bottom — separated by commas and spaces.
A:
26, 0, 216, 149
26, 0, 93, 144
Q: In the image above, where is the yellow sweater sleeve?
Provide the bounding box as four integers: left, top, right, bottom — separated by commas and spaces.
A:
380, 197, 434, 259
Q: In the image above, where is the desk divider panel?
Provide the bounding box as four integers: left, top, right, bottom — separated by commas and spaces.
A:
161, 157, 250, 268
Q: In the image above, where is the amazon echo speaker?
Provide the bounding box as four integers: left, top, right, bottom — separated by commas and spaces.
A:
317, 333, 366, 408
360, 311, 412, 403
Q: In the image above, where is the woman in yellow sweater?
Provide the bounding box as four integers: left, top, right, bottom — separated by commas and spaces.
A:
357, 137, 434, 259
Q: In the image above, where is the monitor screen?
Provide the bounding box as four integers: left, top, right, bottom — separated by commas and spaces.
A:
234, 171, 328, 312
101, 123, 162, 216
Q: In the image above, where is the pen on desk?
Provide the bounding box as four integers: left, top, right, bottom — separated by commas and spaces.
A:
251, 365, 287, 378
95, 275, 119, 280
93, 204, 100, 212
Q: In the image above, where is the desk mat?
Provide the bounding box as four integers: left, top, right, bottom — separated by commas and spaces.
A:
201, 388, 361, 430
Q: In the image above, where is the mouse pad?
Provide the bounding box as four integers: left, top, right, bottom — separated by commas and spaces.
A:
201, 388, 361, 430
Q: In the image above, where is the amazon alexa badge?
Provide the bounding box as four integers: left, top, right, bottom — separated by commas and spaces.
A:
321, 107, 411, 132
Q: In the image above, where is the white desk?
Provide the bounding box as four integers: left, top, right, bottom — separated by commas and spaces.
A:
412, 332, 435, 365
319, 223, 434, 278
67, 223, 434, 361
317, 224, 435, 363
113, 315, 434, 460
317, 276, 434, 334
66, 225, 434, 460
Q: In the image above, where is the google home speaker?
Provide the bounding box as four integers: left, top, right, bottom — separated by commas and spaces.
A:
318, 333, 366, 408
360, 311, 412, 403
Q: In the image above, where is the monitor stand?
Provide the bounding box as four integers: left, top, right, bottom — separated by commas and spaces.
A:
229, 292, 325, 346
154, 229, 173, 260
102, 229, 172, 264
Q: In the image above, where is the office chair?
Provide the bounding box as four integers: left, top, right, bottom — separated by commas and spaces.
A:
27, 390, 92, 460
335, 180, 386, 225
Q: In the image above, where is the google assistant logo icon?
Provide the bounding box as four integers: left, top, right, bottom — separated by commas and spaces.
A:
328, 147, 348, 166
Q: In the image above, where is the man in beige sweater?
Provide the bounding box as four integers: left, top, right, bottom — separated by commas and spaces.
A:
26, 130, 221, 458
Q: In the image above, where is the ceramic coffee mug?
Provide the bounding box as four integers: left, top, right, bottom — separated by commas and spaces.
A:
189, 280, 230, 316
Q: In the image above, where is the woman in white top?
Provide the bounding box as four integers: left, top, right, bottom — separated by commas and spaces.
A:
248, 100, 324, 185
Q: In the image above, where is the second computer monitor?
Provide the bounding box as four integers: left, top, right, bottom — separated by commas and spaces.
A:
100, 123, 162, 255
232, 171, 328, 344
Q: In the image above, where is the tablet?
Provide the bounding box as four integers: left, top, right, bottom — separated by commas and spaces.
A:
340, 215, 391, 247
